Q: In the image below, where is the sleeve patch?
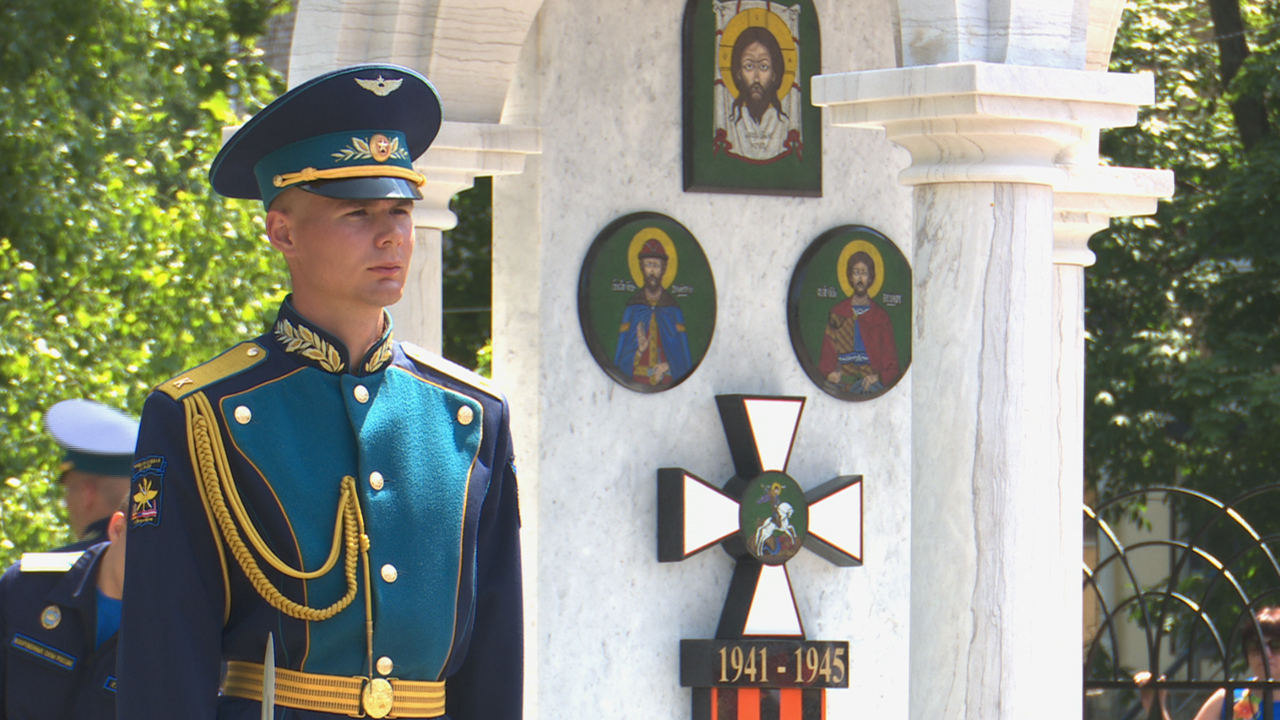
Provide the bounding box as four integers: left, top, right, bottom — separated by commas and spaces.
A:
131, 455, 167, 529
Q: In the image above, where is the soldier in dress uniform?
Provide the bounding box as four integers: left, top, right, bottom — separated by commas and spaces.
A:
44, 399, 139, 551
0, 501, 129, 719
116, 64, 523, 720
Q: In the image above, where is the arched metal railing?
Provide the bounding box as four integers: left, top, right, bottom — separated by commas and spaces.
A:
1086, 484, 1280, 720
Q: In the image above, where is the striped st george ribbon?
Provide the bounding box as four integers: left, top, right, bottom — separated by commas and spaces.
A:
693, 688, 825, 720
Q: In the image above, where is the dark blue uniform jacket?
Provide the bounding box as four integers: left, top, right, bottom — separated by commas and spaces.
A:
117, 300, 522, 719
0, 542, 118, 720
55, 517, 110, 553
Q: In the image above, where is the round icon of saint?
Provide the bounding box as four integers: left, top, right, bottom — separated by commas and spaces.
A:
787, 225, 912, 401
578, 212, 716, 393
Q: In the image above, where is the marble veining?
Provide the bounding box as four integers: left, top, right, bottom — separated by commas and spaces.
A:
910, 182, 1066, 720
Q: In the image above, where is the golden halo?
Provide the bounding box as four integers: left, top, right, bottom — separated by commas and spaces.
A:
628, 227, 679, 289
836, 240, 885, 298
718, 8, 798, 102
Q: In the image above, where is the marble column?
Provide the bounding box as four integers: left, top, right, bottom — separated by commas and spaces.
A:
1050, 154, 1173, 523
813, 62, 1156, 720
388, 121, 540, 351
1050, 163, 1173, 708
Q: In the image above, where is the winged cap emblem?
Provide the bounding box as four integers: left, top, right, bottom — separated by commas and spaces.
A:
355, 75, 403, 97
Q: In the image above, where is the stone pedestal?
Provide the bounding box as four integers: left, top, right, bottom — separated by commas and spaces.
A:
813, 61, 1158, 720
387, 121, 540, 351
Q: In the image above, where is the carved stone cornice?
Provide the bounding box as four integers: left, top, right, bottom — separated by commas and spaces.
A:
1053, 164, 1174, 266
411, 121, 542, 230
811, 62, 1153, 187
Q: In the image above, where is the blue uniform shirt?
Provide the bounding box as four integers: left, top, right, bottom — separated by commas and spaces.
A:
0, 542, 119, 720
118, 299, 522, 719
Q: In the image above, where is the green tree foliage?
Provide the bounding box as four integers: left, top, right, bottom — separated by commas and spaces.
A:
1086, 2, 1280, 677
0, 0, 288, 562
1090, 0, 1280, 503
442, 176, 493, 369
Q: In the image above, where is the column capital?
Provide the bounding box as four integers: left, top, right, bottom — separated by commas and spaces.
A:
812, 62, 1154, 186
412, 121, 542, 231
1052, 164, 1174, 266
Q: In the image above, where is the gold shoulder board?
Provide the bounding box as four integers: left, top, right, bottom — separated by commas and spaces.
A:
20, 551, 84, 573
156, 342, 268, 400
400, 342, 502, 401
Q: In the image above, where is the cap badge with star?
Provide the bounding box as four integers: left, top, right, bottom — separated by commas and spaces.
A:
209, 64, 443, 210
44, 399, 140, 478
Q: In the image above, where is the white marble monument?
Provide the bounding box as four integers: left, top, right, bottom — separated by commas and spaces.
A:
274, 0, 1172, 718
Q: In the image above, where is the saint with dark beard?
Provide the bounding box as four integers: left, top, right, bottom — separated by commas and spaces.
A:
730, 26, 788, 125
721, 25, 795, 160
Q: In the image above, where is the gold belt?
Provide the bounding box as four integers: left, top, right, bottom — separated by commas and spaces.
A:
223, 661, 446, 718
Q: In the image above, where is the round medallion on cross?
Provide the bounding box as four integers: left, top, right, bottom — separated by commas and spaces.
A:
738, 471, 809, 565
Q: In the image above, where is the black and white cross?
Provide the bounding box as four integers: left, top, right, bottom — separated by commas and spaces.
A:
657, 395, 863, 719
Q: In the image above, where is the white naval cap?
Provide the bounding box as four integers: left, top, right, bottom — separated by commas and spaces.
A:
44, 399, 139, 477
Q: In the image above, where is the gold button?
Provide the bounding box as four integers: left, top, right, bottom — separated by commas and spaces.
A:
246, 346, 260, 357
380, 564, 398, 583
376, 656, 394, 675
457, 405, 474, 426
369, 471, 384, 490
234, 406, 252, 424
354, 385, 370, 403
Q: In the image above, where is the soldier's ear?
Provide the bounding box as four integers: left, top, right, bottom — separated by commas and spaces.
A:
265, 208, 297, 257
107, 510, 126, 543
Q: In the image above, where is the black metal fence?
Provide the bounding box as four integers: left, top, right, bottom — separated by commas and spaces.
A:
1086, 484, 1280, 720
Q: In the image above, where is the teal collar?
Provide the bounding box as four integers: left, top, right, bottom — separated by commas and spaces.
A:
270, 297, 395, 377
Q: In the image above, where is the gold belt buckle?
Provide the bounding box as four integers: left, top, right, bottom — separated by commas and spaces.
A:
361, 677, 394, 719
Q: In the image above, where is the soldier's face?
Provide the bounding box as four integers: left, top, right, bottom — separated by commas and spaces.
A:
268, 191, 415, 312
60, 471, 93, 537
641, 258, 665, 289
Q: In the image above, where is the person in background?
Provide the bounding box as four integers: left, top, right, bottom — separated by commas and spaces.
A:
0, 497, 128, 719
44, 399, 138, 551
1137, 607, 1280, 720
